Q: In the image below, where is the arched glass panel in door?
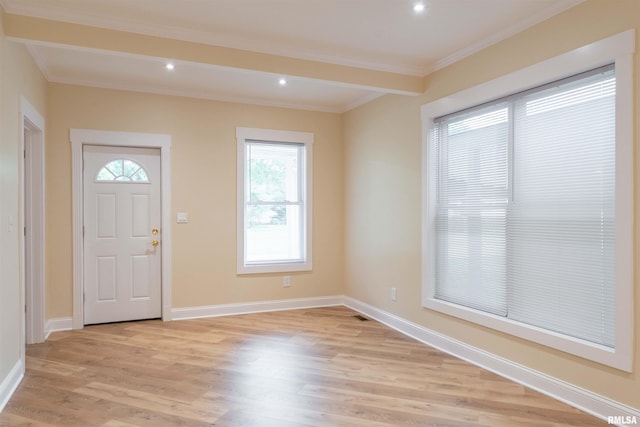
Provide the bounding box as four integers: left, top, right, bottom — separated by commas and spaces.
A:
96, 159, 149, 182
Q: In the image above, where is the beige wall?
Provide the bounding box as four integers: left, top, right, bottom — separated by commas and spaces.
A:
343, 0, 640, 409
46, 84, 344, 318
0, 10, 47, 385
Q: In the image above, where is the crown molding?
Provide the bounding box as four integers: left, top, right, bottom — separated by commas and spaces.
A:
342, 92, 386, 112
433, 0, 585, 73
25, 43, 53, 80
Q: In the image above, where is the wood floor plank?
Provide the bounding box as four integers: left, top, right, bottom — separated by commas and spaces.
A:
0, 306, 608, 426
73, 382, 226, 423
100, 421, 143, 427
0, 412, 60, 427
299, 384, 481, 424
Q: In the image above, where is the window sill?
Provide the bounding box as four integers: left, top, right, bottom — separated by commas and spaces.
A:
237, 261, 312, 275
423, 295, 630, 372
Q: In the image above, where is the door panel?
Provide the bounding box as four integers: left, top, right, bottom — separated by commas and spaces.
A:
96, 256, 117, 301
96, 193, 117, 238
83, 145, 161, 325
131, 194, 150, 237
131, 255, 150, 298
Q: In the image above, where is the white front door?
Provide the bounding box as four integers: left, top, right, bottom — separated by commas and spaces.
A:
83, 145, 162, 325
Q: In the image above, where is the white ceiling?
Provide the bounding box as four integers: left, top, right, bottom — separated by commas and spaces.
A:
2, 0, 583, 112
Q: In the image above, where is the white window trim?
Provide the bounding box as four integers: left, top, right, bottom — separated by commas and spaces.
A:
421, 30, 634, 372
236, 127, 313, 274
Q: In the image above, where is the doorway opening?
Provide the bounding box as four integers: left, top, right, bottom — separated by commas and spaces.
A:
20, 96, 45, 346
70, 129, 172, 329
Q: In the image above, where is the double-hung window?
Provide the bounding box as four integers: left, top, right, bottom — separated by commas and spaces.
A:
422, 31, 634, 371
237, 127, 313, 274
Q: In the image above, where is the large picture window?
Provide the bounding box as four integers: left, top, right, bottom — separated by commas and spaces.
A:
422, 31, 633, 371
434, 65, 615, 343
237, 127, 313, 274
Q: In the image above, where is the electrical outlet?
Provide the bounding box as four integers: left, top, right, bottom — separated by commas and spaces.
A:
283, 276, 291, 288
391, 287, 397, 301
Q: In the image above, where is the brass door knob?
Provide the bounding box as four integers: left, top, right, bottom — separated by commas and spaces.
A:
152, 228, 159, 235
151, 240, 159, 247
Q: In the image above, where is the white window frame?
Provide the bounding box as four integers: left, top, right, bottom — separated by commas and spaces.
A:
237, 127, 313, 274
421, 30, 634, 372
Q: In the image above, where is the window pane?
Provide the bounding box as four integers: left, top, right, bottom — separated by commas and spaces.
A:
106, 159, 123, 176
246, 204, 302, 262
96, 168, 116, 181
434, 102, 509, 315
131, 169, 149, 182
440, 105, 509, 205
247, 143, 300, 202
123, 160, 140, 177
508, 69, 616, 347
435, 207, 507, 315
96, 159, 149, 182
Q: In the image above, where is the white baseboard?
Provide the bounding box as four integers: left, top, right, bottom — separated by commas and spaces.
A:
171, 295, 344, 320
0, 360, 24, 413
44, 317, 73, 340
344, 297, 640, 425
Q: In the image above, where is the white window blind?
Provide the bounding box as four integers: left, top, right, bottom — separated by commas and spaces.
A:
433, 65, 616, 348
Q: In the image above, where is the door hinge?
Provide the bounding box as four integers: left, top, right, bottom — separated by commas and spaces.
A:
83, 226, 85, 237
24, 226, 26, 237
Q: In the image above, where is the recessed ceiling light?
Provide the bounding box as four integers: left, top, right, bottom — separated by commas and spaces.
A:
413, 2, 426, 13
278, 78, 287, 86
165, 63, 175, 71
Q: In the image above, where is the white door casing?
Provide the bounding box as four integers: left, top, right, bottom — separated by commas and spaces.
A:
20, 96, 45, 346
83, 146, 161, 325
70, 129, 172, 329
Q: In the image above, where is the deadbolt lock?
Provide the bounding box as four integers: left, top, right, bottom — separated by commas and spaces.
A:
152, 228, 159, 235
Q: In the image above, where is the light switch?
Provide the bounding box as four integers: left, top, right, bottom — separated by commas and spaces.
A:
176, 212, 188, 223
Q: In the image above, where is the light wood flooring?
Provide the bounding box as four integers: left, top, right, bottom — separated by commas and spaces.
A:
0, 306, 607, 426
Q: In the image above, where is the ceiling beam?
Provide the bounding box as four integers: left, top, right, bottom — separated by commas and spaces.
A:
4, 13, 425, 95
